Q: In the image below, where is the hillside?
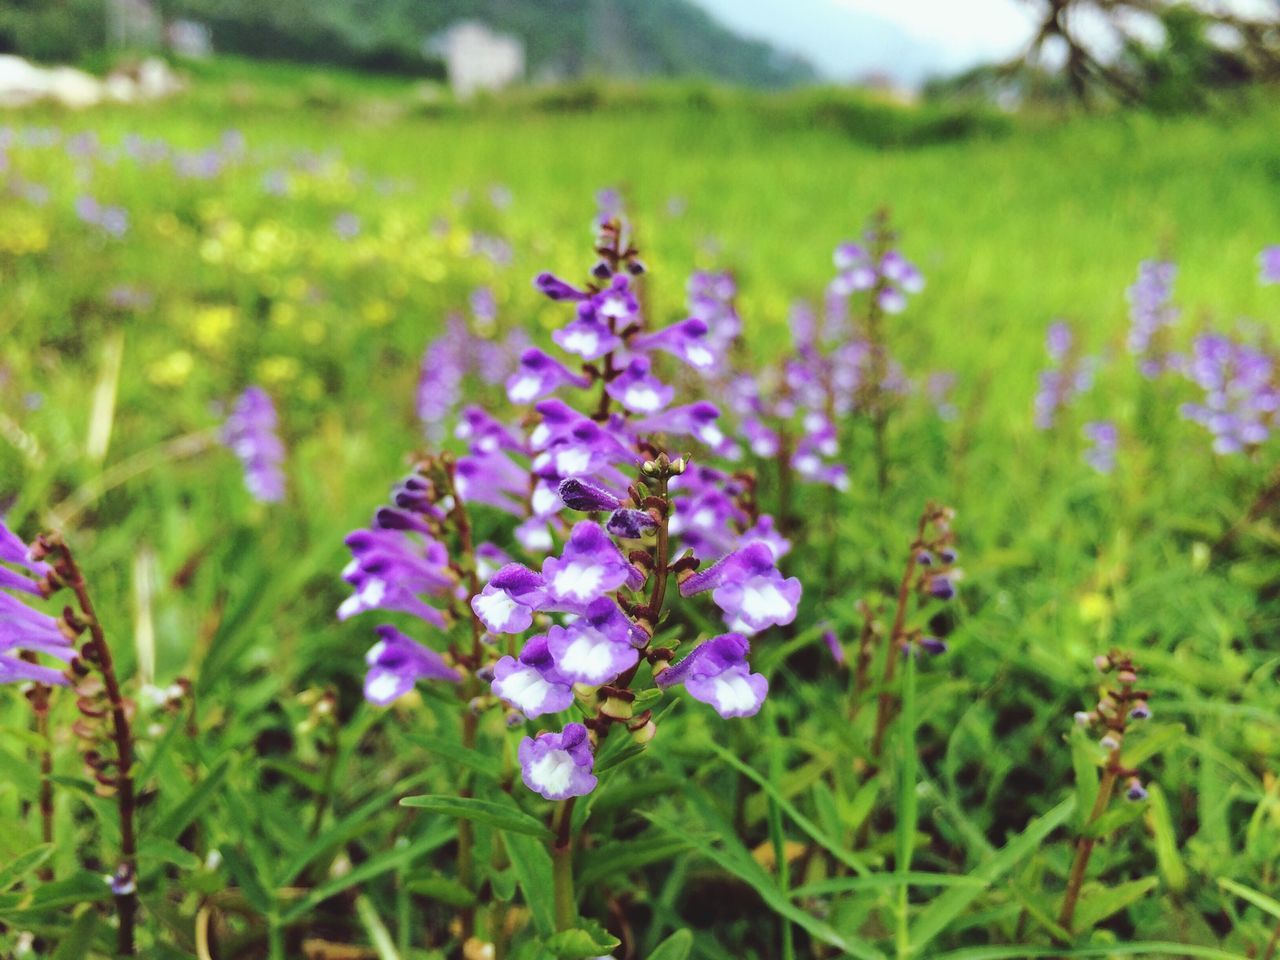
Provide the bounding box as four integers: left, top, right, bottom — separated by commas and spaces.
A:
0, 0, 816, 88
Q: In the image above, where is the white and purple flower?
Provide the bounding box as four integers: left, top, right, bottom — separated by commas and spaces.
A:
656, 633, 768, 718
518, 722, 598, 800
363, 625, 461, 705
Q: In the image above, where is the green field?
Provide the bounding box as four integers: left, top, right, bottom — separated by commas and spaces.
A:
2, 61, 1279, 958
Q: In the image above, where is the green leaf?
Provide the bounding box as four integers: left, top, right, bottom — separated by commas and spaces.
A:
50, 906, 100, 960
1218, 877, 1280, 920
1120, 722, 1186, 768
491, 866, 517, 901
399, 795, 553, 840
1072, 876, 1159, 930
643, 814, 884, 960
1145, 784, 1188, 893
895, 650, 919, 958
702, 742, 868, 876
0, 871, 113, 916
908, 796, 1076, 953
792, 873, 987, 898
1068, 727, 1101, 831
505, 831, 556, 938
1084, 798, 1147, 838
544, 920, 621, 959
149, 756, 232, 842
405, 873, 477, 908
931, 943, 1249, 960
140, 836, 202, 872
355, 893, 401, 960
0, 844, 54, 892
400, 732, 503, 783
221, 845, 274, 916
279, 826, 452, 925
648, 929, 693, 960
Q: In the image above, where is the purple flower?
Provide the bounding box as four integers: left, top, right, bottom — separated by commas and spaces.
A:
1179, 333, 1278, 454
822, 628, 845, 666
544, 597, 641, 685
1084, 421, 1118, 474
333, 212, 361, 240
364, 625, 461, 705
221, 387, 286, 502
340, 506, 457, 627
1126, 259, 1179, 376
535, 273, 589, 302
471, 563, 547, 634
679, 542, 801, 634
492, 635, 575, 719
1259, 246, 1280, 285
507, 349, 591, 404
518, 722, 598, 800
0, 522, 73, 687
540, 521, 636, 607
558, 477, 624, 513
1034, 323, 1095, 430
605, 357, 674, 414
606, 508, 657, 540
552, 312, 621, 360
656, 633, 768, 718
630, 318, 715, 372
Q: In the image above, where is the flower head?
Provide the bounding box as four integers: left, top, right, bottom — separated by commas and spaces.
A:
364, 625, 460, 705
221, 386, 285, 502
656, 633, 768, 718
518, 723, 598, 800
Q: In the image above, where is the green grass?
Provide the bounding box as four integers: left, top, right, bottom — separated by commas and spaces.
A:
1, 62, 1279, 958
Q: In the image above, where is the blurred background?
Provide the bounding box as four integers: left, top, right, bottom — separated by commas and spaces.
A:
2, 0, 1278, 110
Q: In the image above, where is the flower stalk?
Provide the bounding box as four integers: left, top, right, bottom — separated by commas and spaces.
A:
35, 532, 139, 956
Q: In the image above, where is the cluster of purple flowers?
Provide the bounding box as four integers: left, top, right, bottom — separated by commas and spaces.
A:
1126, 259, 1179, 377
220, 387, 286, 502
417, 292, 530, 443
1034, 322, 1095, 430
1178, 333, 1279, 455
338, 469, 468, 705
0, 522, 74, 687
434, 212, 800, 800
75, 196, 129, 238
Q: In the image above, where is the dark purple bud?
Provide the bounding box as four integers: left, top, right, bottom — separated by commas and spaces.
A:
534, 272, 586, 301
374, 507, 431, 533
1129, 702, 1151, 720
926, 575, 955, 601
919, 636, 948, 655
558, 477, 623, 512
591, 261, 613, 281
1125, 778, 1148, 802
475, 665, 495, 683
628, 259, 646, 276
916, 550, 934, 566
606, 508, 658, 540
939, 548, 958, 564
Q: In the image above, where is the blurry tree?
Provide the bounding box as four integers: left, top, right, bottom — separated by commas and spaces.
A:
1008, 0, 1280, 105
0, 0, 107, 63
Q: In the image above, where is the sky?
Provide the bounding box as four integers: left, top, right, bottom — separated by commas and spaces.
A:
689, 0, 1040, 85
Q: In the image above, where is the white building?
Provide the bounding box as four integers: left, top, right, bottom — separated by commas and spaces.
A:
427, 21, 525, 98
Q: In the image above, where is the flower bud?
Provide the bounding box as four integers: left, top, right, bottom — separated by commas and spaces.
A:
600, 695, 633, 721
1073, 711, 1093, 726
1099, 733, 1121, 751
1125, 777, 1148, 802
558, 477, 623, 512
1094, 654, 1113, 672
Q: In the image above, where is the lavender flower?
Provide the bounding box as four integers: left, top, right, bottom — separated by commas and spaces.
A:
518, 722, 598, 800
364, 625, 461, 705
1083, 421, 1118, 474
678, 541, 801, 634
1126, 259, 1179, 377
1034, 322, 1095, 430
0, 522, 74, 686
1259, 246, 1280, 285
1179, 333, 1279, 454
655, 633, 768, 718
221, 387, 286, 502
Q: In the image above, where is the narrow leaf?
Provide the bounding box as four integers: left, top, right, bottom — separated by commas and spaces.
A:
399, 795, 553, 840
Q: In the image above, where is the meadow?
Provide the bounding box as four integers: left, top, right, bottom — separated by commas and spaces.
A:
1, 60, 1279, 959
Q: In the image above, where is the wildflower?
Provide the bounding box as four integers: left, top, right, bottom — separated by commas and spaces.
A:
1083, 421, 1118, 474
221, 387, 286, 502
678, 541, 801, 634
518, 723, 598, 800
1260, 245, 1280, 285
1179, 333, 1279, 454
363, 625, 461, 705
655, 633, 768, 718
1034, 322, 1095, 430
544, 597, 642, 685
491, 635, 575, 719
1126, 259, 1178, 376
0, 522, 74, 685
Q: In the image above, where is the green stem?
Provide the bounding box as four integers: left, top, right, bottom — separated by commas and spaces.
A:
552, 798, 578, 932
1058, 758, 1119, 932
